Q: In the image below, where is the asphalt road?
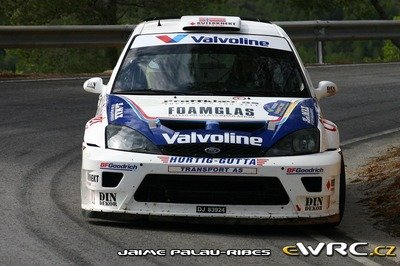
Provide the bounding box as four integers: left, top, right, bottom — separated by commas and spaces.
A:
0, 63, 399, 265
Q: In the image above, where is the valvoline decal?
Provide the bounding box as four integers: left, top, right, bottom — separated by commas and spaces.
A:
107, 95, 317, 148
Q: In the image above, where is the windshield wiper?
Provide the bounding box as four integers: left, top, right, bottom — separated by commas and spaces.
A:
178, 90, 214, 95
113, 89, 187, 95
216, 89, 271, 97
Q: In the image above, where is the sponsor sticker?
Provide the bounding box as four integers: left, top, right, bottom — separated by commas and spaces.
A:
264, 100, 291, 117
131, 33, 291, 51
99, 192, 117, 206
300, 106, 315, 125
286, 167, 324, 175
264, 100, 299, 131
190, 35, 269, 47
87, 173, 99, 183
320, 118, 337, 132
167, 106, 255, 118
100, 162, 138, 171
159, 156, 268, 166
168, 166, 257, 174
184, 16, 239, 29
327, 86, 336, 95
85, 115, 103, 129
157, 34, 187, 43
326, 178, 335, 192
295, 196, 329, 212
86, 81, 96, 88
110, 103, 124, 121
162, 132, 263, 146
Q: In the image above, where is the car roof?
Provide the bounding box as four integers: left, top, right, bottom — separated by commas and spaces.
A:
136, 16, 287, 38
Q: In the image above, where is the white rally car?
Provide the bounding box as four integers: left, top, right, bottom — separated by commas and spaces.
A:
81, 16, 345, 225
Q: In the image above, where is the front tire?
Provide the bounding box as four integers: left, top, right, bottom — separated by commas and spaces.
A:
329, 152, 346, 226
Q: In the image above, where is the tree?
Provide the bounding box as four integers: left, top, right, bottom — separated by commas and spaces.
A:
290, 0, 400, 49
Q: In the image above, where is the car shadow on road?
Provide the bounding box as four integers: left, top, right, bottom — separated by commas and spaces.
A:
87, 218, 343, 238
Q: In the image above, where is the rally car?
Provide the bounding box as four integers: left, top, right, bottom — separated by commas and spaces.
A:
81, 16, 345, 225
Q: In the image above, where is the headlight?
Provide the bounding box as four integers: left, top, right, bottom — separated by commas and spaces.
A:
265, 128, 319, 156
106, 125, 161, 154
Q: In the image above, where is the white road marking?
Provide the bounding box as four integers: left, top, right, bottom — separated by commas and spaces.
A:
306, 62, 400, 69
304, 128, 400, 265
341, 127, 400, 147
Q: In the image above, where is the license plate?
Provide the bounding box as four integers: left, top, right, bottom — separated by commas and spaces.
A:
196, 206, 226, 214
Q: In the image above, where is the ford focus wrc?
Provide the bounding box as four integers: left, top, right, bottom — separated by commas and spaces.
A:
81, 16, 345, 225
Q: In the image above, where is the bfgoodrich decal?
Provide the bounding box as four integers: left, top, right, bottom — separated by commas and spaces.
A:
286, 167, 323, 175
100, 162, 138, 171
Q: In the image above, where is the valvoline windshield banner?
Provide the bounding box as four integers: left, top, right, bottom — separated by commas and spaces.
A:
131, 34, 292, 51
106, 94, 318, 148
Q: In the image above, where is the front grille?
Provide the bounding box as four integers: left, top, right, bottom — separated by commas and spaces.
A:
134, 174, 289, 205
160, 143, 266, 158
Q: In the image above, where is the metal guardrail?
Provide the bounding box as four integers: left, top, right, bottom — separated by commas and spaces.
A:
0, 25, 134, 48
0, 20, 399, 63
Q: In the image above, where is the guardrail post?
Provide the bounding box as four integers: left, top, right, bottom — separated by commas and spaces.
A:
317, 41, 324, 64
315, 21, 325, 64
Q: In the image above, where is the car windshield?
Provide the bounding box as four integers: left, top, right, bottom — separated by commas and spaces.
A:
112, 43, 309, 97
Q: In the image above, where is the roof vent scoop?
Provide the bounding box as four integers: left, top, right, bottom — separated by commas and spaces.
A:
181, 16, 241, 31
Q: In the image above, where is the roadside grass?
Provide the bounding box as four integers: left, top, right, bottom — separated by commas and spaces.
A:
357, 146, 400, 236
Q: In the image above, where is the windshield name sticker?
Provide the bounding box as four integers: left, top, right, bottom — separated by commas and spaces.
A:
162, 132, 263, 146
168, 106, 255, 118
158, 156, 268, 166
301, 106, 315, 125
191, 36, 268, 47
162, 99, 259, 107
131, 34, 292, 51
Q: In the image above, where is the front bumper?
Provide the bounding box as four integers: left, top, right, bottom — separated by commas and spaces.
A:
81, 144, 342, 224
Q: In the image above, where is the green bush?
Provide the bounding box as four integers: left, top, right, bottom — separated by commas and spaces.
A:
382, 41, 400, 62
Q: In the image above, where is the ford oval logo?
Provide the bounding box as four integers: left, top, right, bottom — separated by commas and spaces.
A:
205, 147, 220, 154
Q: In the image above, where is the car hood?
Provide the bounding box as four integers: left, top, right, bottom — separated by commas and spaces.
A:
106, 95, 318, 148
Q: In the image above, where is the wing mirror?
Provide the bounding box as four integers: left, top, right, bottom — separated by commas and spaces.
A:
315, 81, 338, 100
83, 77, 104, 94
